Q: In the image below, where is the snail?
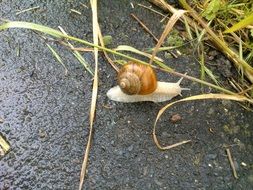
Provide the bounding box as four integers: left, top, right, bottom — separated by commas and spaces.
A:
107, 62, 189, 103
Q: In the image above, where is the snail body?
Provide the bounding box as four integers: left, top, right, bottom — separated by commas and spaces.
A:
107, 62, 189, 103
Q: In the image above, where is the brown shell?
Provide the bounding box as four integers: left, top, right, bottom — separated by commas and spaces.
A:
117, 62, 157, 95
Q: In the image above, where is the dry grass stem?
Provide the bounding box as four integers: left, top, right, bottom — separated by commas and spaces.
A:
149, 9, 186, 65
130, 13, 159, 42
70, 9, 82, 15
137, 3, 167, 18
0, 134, 10, 157
70, 47, 94, 52
153, 137, 191, 150
79, 0, 99, 189
226, 148, 239, 179
97, 25, 119, 72
1, 21, 248, 95
153, 93, 252, 150
115, 45, 164, 63
15, 6, 40, 15
148, 0, 202, 32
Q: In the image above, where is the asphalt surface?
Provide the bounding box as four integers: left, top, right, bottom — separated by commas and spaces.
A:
0, 0, 252, 189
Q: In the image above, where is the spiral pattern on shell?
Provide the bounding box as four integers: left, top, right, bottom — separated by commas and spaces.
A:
117, 62, 157, 95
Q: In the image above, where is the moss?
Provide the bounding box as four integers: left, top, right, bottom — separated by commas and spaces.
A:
166, 29, 184, 47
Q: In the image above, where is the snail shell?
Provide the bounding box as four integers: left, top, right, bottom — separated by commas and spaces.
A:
117, 62, 157, 95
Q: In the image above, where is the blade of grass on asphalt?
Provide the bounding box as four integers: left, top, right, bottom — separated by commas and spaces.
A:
58, 26, 94, 76
79, 0, 98, 189
46, 43, 68, 75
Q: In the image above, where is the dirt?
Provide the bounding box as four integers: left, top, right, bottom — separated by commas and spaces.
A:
0, 0, 252, 189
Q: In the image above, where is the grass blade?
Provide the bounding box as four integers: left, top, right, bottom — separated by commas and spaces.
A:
0, 21, 66, 38
224, 12, 253, 33
58, 26, 94, 76
46, 43, 68, 75
73, 51, 94, 76
115, 45, 164, 62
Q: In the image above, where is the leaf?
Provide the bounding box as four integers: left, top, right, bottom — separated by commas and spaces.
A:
102, 35, 113, 46
250, 29, 253, 38
166, 29, 184, 46
224, 12, 253, 33
201, 0, 221, 20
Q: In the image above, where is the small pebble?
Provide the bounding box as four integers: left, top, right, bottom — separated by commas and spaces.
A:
170, 114, 182, 123
39, 129, 47, 139
127, 145, 133, 152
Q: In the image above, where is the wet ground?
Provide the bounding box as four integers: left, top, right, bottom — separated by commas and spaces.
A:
0, 0, 252, 189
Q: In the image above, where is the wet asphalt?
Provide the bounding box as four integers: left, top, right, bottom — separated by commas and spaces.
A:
0, 0, 253, 189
